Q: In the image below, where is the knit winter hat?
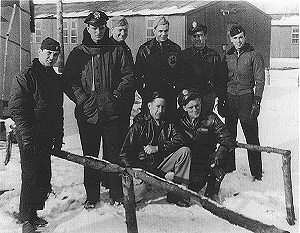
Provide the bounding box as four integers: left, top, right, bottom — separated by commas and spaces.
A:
40, 37, 60, 51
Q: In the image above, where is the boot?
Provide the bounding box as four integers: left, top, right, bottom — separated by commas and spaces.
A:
22, 221, 36, 233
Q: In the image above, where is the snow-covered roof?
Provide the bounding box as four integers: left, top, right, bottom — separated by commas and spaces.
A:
35, 1, 209, 18
272, 15, 299, 26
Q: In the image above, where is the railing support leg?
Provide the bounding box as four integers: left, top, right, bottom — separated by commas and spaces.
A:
282, 152, 296, 225
122, 171, 138, 233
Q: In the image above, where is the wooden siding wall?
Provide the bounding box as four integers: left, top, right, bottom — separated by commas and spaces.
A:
271, 26, 299, 58
0, 1, 31, 102
186, 1, 271, 67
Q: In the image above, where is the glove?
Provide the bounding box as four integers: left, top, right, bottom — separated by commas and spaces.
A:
138, 151, 154, 168
208, 146, 227, 167
52, 137, 63, 154
217, 98, 227, 118
250, 96, 261, 119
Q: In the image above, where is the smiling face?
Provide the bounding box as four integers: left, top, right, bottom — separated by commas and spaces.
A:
230, 31, 246, 51
191, 31, 207, 50
38, 49, 59, 67
183, 98, 202, 120
148, 97, 166, 121
112, 25, 129, 42
153, 24, 169, 43
87, 24, 106, 43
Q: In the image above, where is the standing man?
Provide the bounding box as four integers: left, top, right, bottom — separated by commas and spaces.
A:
120, 91, 191, 207
63, 11, 135, 208
9, 37, 63, 232
110, 16, 135, 139
179, 22, 223, 111
135, 16, 181, 118
218, 25, 265, 181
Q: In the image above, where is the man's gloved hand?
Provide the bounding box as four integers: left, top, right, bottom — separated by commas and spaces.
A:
52, 137, 63, 154
208, 145, 227, 167
217, 98, 227, 118
250, 96, 261, 119
138, 151, 154, 167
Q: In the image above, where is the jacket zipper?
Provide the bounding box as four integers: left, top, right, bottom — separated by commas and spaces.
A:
91, 56, 95, 92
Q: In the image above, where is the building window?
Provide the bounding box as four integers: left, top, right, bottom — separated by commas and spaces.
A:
70, 21, 78, 44
63, 21, 68, 44
35, 20, 42, 43
146, 17, 156, 41
292, 27, 299, 44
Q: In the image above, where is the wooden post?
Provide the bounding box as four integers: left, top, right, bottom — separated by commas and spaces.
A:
52, 150, 292, 232
237, 142, 296, 226
56, 0, 64, 73
266, 67, 270, 85
282, 151, 296, 225
122, 171, 138, 233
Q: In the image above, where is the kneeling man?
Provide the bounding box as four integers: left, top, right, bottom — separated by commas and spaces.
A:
120, 91, 191, 207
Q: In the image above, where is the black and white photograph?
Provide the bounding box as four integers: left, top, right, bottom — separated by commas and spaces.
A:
0, 0, 299, 232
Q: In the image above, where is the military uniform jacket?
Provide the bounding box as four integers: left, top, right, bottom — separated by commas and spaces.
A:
179, 46, 223, 96
135, 38, 181, 98
223, 43, 265, 97
178, 111, 235, 165
120, 113, 184, 168
9, 58, 63, 148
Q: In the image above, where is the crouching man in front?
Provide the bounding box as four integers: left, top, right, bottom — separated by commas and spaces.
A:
120, 91, 191, 207
177, 89, 236, 203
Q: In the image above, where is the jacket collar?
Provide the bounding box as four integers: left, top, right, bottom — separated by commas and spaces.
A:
227, 43, 254, 55
144, 112, 166, 126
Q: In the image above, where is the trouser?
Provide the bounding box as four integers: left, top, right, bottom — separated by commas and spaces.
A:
202, 92, 216, 112
17, 130, 52, 221
77, 119, 123, 203
225, 93, 262, 177
156, 147, 191, 185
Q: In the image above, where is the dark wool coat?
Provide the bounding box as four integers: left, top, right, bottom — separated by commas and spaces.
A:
9, 58, 64, 148
64, 28, 135, 124
223, 43, 265, 98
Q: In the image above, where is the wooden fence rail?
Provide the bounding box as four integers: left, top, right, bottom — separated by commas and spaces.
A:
52, 149, 292, 233
236, 142, 295, 225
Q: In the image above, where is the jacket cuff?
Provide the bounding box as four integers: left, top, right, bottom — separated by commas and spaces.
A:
76, 92, 90, 106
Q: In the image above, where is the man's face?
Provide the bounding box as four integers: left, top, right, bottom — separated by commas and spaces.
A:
148, 98, 166, 121
230, 31, 246, 50
183, 98, 202, 120
38, 49, 59, 67
112, 25, 128, 42
87, 24, 106, 43
191, 31, 206, 50
153, 24, 169, 43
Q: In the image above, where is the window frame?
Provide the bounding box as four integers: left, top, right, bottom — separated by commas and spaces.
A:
291, 26, 299, 45
35, 20, 42, 43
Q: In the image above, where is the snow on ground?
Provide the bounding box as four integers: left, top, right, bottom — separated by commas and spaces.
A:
0, 58, 299, 233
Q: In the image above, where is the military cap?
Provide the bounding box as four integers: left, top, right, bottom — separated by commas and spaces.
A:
229, 25, 245, 37
40, 37, 60, 51
188, 21, 207, 36
111, 16, 128, 28
153, 16, 169, 29
147, 90, 167, 103
177, 88, 201, 107
84, 11, 109, 27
